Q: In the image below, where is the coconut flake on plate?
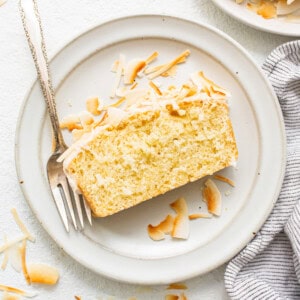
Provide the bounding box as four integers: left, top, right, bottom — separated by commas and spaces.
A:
86, 97, 101, 116
149, 80, 162, 95
202, 179, 222, 216
124, 59, 146, 85
188, 213, 212, 220
147, 215, 175, 241
78, 111, 94, 128
59, 114, 82, 131
147, 50, 190, 80
277, 0, 300, 15
170, 198, 190, 240
145, 51, 159, 65
110, 54, 126, 98
147, 225, 165, 241
213, 174, 235, 187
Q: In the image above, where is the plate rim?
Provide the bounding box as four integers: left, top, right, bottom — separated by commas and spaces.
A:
15, 13, 286, 284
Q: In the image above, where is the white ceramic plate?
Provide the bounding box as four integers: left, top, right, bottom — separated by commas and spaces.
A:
212, 0, 300, 36
15, 15, 286, 284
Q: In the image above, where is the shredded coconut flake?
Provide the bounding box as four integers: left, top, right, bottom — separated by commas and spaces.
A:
147, 50, 190, 80
0, 236, 27, 254
20, 240, 31, 285
202, 179, 222, 216
124, 59, 146, 85
1, 234, 9, 270
145, 51, 159, 64
86, 97, 101, 116
213, 174, 235, 187
170, 198, 189, 240
110, 54, 125, 98
11, 208, 35, 242
188, 213, 212, 220
0, 284, 37, 298
147, 225, 165, 241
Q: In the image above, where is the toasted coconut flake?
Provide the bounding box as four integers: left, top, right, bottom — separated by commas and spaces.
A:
188, 213, 212, 220
147, 225, 165, 241
1, 235, 9, 270
28, 263, 59, 285
59, 114, 82, 131
190, 71, 229, 97
161, 65, 177, 77
130, 82, 138, 90
115, 86, 129, 97
170, 198, 189, 240
92, 111, 108, 128
257, 2, 277, 19
145, 56, 186, 75
180, 293, 188, 300
148, 50, 190, 80
86, 97, 101, 116
167, 283, 187, 290
101, 107, 127, 127
111, 60, 119, 72
79, 111, 94, 128
0, 0, 7, 7
277, 1, 300, 15
0, 285, 37, 298
74, 296, 81, 300
149, 81, 162, 95
124, 89, 149, 107
104, 97, 126, 109
144, 64, 164, 75
110, 54, 125, 98
213, 174, 235, 187
72, 129, 86, 142
20, 240, 30, 285
168, 85, 176, 91
0, 236, 27, 253
165, 295, 179, 300
156, 215, 175, 234
124, 59, 146, 85
145, 51, 159, 64
8, 244, 22, 273
11, 208, 35, 242
203, 179, 222, 216
2, 292, 21, 300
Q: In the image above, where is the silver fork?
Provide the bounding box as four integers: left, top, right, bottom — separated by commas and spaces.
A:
19, 0, 92, 231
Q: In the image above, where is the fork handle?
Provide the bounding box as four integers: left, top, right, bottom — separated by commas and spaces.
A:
19, 0, 66, 152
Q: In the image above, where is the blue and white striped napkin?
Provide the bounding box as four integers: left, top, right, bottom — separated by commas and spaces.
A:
225, 40, 300, 300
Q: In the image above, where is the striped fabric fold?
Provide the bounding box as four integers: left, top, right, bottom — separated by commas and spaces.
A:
225, 40, 300, 300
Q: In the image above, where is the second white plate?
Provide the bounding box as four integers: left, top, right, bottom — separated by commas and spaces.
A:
16, 15, 285, 284
212, 0, 300, 36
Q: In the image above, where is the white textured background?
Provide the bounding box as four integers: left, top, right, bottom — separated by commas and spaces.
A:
0, 0, 295, 299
